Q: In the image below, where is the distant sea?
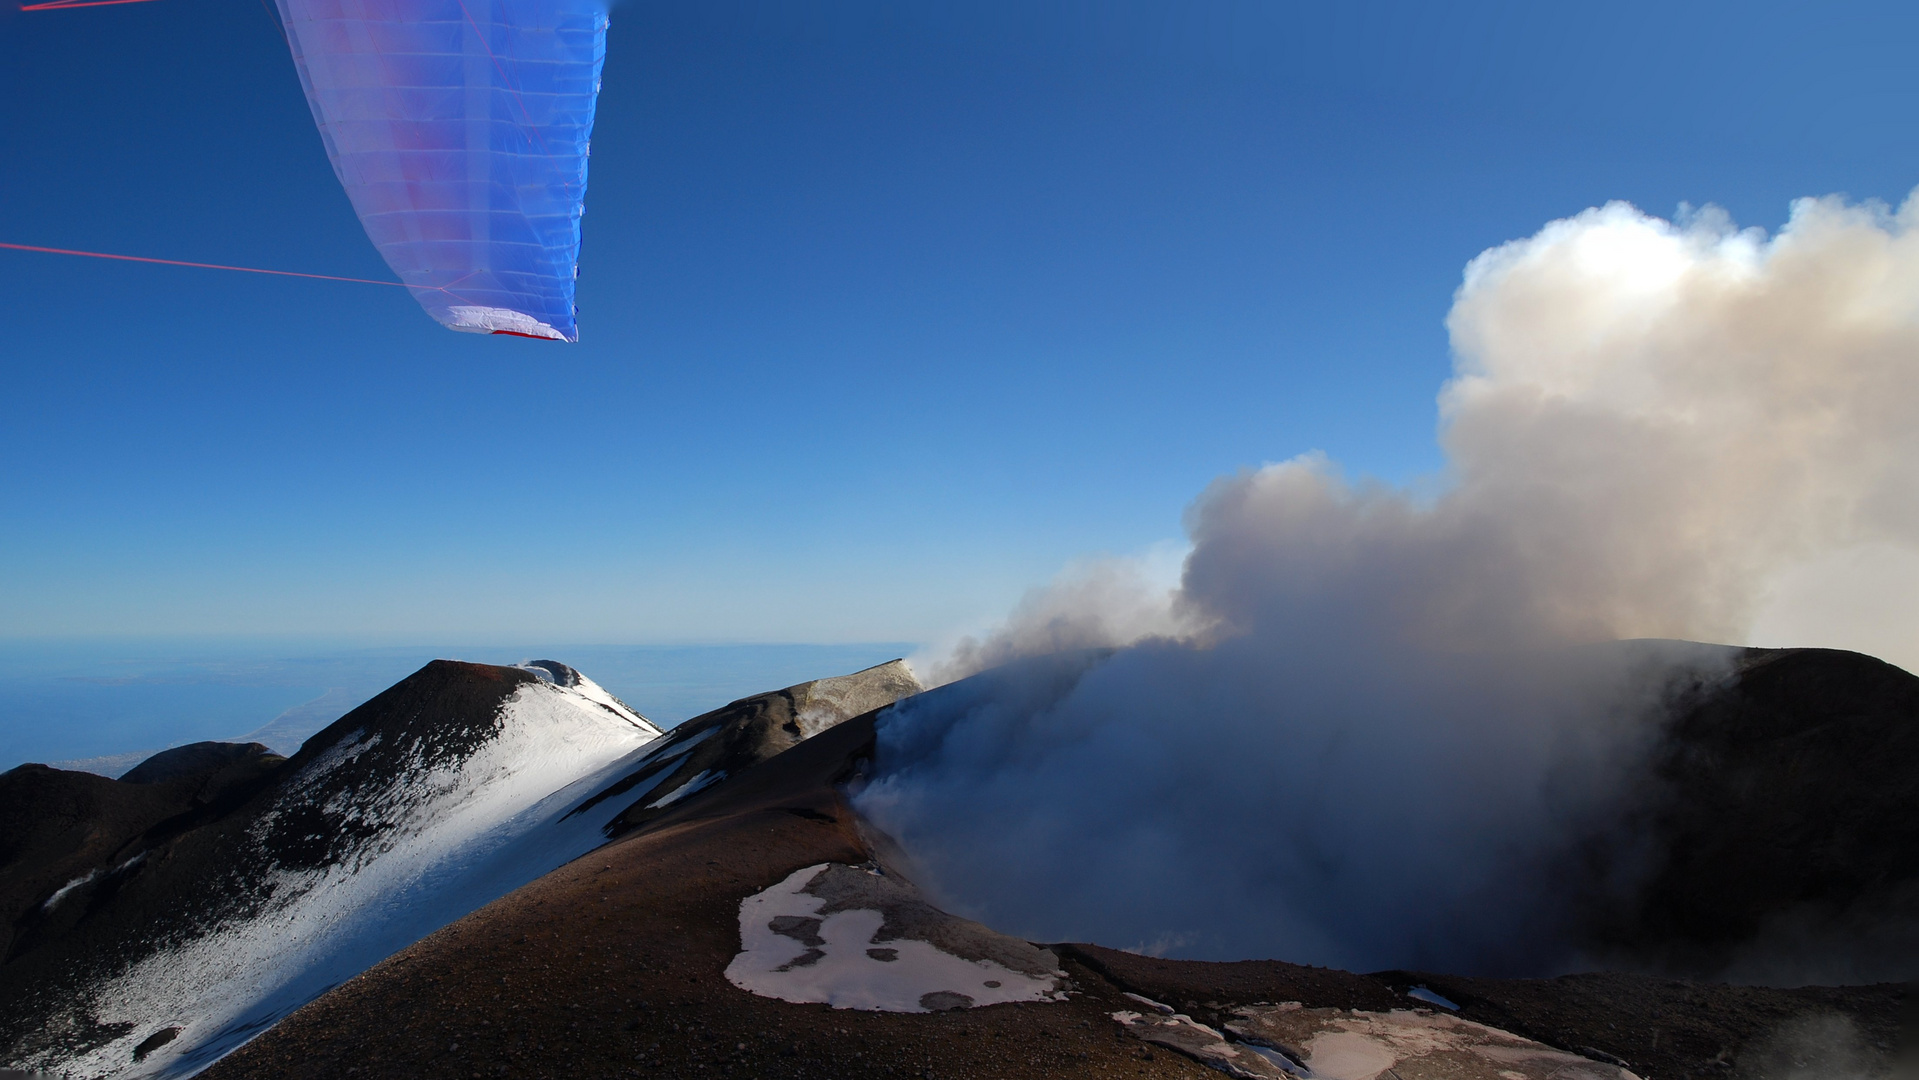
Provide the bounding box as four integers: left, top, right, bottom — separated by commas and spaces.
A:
0, 639, 918, 776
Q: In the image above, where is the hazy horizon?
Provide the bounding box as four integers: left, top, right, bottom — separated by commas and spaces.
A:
0, 638, 916, 772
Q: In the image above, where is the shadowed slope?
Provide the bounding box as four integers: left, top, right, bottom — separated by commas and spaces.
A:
0, 756, 277, 967
1593, 647, 1919, 981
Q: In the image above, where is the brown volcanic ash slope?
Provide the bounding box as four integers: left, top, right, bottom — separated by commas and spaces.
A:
201, 648, 1910, 1080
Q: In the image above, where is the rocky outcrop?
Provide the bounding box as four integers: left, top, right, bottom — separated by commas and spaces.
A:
567, 658, 922, 839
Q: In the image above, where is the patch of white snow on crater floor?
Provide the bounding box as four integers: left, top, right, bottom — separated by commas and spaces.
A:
726, 863, 1065, 1013
1223, 1004, 1642, 1080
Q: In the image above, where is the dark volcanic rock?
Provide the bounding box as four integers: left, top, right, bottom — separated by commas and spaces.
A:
515, 659, 588, 688
0, 766, 212, 965
0, 741, 289, 969
1368, 968, 1904, 1080
120, 743, 282, 787
570, 658, 921, 839
1590, 647, 1919, 982
1061, 943, 1405, 1013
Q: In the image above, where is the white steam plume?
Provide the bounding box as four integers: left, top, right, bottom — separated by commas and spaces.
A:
916, 544, 1195, 688
857, 193, 1919, 977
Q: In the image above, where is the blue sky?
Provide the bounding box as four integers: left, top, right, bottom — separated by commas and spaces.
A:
3, 0, 1917, 645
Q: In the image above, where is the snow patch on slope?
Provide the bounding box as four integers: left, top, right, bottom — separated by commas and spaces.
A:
40, 678, 663, 1080
647, 768, 726, 809
42, 871, 99, 913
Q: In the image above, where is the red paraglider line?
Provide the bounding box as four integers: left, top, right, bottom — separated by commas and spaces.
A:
21, 0, 161, 10
0, 241, 415, 288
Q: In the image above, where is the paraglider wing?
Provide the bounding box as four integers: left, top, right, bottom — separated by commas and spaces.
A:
273, 0, 605, 341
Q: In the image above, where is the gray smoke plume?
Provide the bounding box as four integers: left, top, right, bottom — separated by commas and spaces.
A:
857, 194, 1919, 976
1739, 1013, 1891, 1080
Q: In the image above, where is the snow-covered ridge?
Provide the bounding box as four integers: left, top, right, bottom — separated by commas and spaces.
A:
512, 661, 652, 728
16, 666, 663, 1080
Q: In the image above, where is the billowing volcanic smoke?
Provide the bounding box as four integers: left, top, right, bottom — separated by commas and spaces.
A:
854, 194, 1919, 979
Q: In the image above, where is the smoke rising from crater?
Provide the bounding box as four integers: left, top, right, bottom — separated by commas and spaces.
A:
858, 194, 1919, 976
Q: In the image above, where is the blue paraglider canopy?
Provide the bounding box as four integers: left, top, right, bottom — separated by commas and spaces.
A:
274, 0, 607, 341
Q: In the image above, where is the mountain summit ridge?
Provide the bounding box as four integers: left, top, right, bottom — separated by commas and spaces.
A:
0, 659, 670, 1078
